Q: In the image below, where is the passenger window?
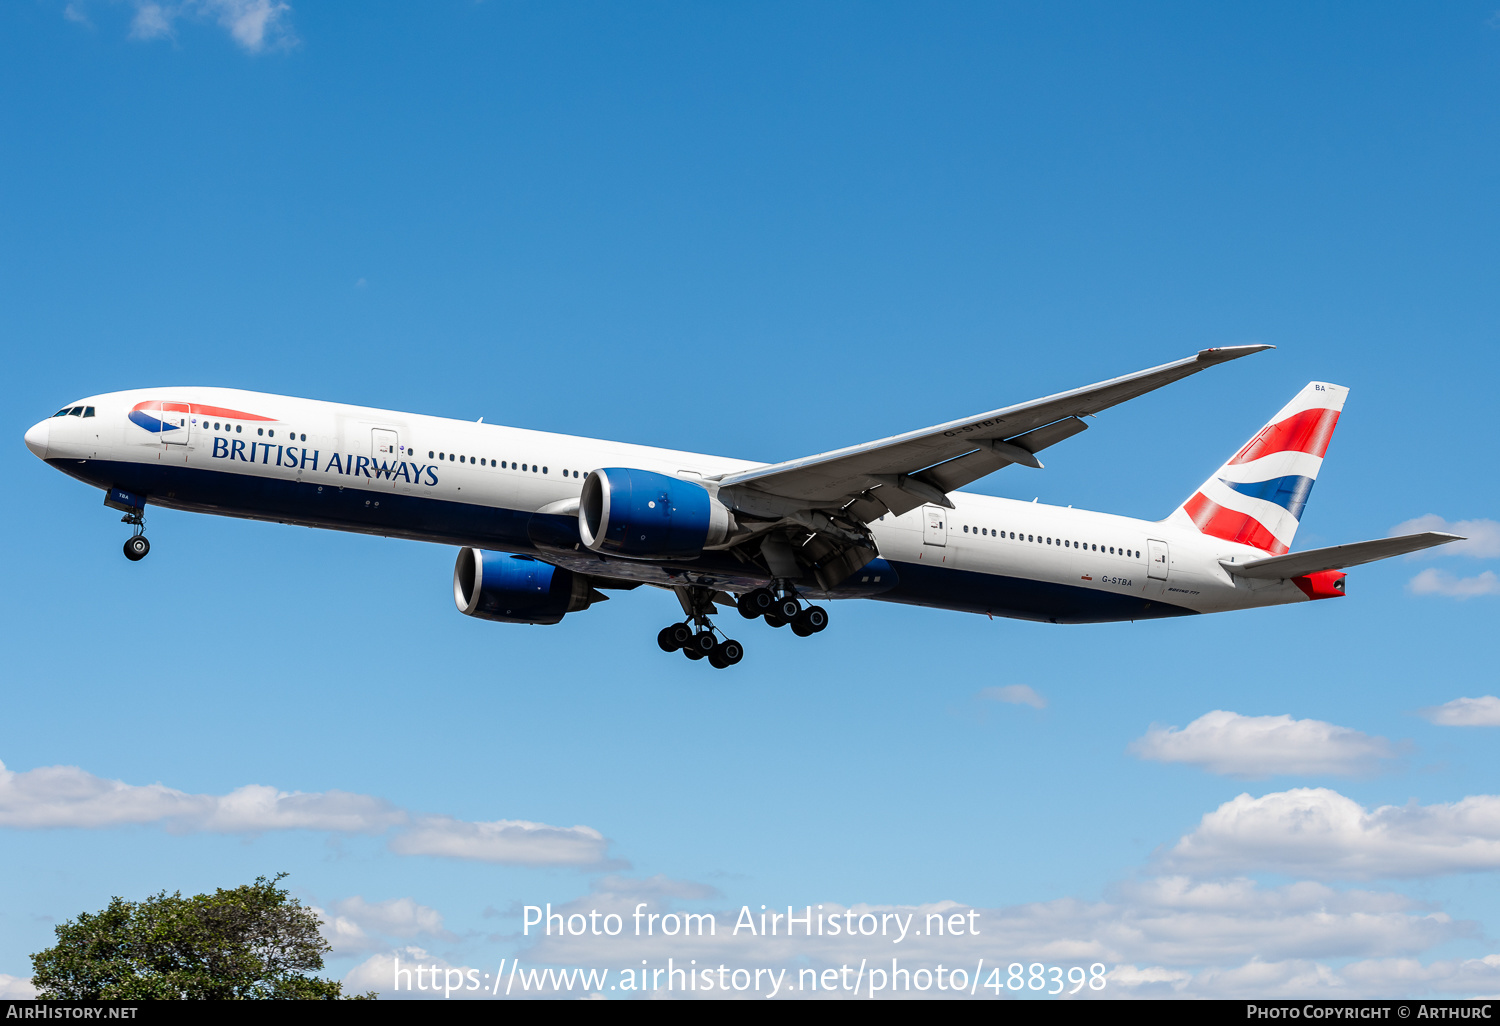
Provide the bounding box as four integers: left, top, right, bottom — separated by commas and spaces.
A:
268, 429, 274, 437
257, 428, 264, 436
236, 425, 242, 433
542, 467, 548, 474
428, 451, 434, 459
300, 434, 306, 442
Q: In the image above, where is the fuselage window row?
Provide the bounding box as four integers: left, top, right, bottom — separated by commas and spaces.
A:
424, 452, 579, 477
190, 420, 303, 442
961, 524, 1138, 557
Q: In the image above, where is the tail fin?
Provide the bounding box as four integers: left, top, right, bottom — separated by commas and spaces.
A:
1166, 382, 1348, 554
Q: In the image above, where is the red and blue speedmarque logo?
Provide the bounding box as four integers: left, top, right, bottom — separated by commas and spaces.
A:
128, 400, 274, 434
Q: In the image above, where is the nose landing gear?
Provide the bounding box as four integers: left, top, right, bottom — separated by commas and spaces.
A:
106, 490, 151, 562
121, 511, 150, 562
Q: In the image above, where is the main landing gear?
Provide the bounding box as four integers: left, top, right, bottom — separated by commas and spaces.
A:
121, 511, 150, 562
657, 623, 745, 669
737, 583, 828, 637
659, 585, 745, 669
658, 582, 827, 669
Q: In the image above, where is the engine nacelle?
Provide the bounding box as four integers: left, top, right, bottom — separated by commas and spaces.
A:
453, 549, 599, 625
578, 468, 732, 559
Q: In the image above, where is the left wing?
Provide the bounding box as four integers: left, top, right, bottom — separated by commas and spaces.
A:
716, 345, 1272, 523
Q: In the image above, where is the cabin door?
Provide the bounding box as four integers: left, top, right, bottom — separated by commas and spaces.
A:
1147, 539, 1170, 580
922, 505, 948, 547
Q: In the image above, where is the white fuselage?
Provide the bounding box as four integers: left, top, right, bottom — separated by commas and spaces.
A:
26, 387, 1315, 624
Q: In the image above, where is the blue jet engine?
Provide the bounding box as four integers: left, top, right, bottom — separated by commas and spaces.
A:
578, 468, 733, 560
453, 549, 604, 625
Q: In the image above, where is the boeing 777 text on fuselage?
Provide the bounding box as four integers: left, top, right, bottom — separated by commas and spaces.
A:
23, 347, 1460, 668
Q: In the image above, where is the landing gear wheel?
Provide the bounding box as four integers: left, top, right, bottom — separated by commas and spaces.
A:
690, 631, 718, 655
123, 536, 150, 561
739, 589, 775, 619
765, 613, 788, 629
708, 639, 745, 669
774, 596, 801, 621
800, 605, 828, 632
658, 623, 693, 652
684, 646, 706, 660
791, 619, 815, 637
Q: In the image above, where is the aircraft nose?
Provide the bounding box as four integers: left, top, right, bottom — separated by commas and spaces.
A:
24, 419, 49, 459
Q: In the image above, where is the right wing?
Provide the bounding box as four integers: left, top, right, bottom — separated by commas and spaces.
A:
1222, 532, 1464, 579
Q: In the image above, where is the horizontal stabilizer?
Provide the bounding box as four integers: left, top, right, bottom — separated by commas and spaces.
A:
1221, 532, 1464, 579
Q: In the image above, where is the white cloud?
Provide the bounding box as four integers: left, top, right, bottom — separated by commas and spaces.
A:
1421, 696, 1500, 727
1391, 515, 1500, 559
127, 2, 173, 40
979, 685, 1046, 709
1115, 953, 1500, 999
317, 897, 452, 954
1129, 711, 1396, 778
1166, 787, 1500, 879
331, 896, 449, 939
0, 975, 37, 999
325, 869, 1493, 999
0, 757, 612, 868
389, 816, 613, 868
204, 0, 291, 52
344, 947, 492, 1000
517, 873, 1463, 974
1409, 568, 1500, 599
82, 0, 296, 52
0, 759, 402, 833
316, 868, 1499, 1000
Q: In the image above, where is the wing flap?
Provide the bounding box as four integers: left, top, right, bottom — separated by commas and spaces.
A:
913, 416, 1090, 494
1221, 532, 1464, 579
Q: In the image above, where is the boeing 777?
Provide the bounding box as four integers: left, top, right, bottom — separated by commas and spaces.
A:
22, 346, 1460, 668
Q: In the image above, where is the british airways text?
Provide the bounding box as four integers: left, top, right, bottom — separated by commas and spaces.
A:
210, 437, 440, 486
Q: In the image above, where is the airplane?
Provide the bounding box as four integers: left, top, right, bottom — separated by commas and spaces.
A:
23, 346, 1461, 669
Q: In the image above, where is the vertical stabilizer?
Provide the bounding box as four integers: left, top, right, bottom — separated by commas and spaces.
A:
1166, 382, 1348, 554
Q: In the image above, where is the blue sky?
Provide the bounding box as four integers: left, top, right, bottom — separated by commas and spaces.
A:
2, 0, 1499, 999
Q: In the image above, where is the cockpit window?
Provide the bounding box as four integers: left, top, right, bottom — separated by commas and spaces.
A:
83, 407, 95, 418
69, 407, 84, 417
53, 408, 71, 417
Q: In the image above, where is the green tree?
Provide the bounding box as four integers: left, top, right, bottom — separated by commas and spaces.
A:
30, 873, 374, 1000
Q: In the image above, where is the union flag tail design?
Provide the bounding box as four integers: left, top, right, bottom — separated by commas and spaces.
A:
1166, 382, 1348, 555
